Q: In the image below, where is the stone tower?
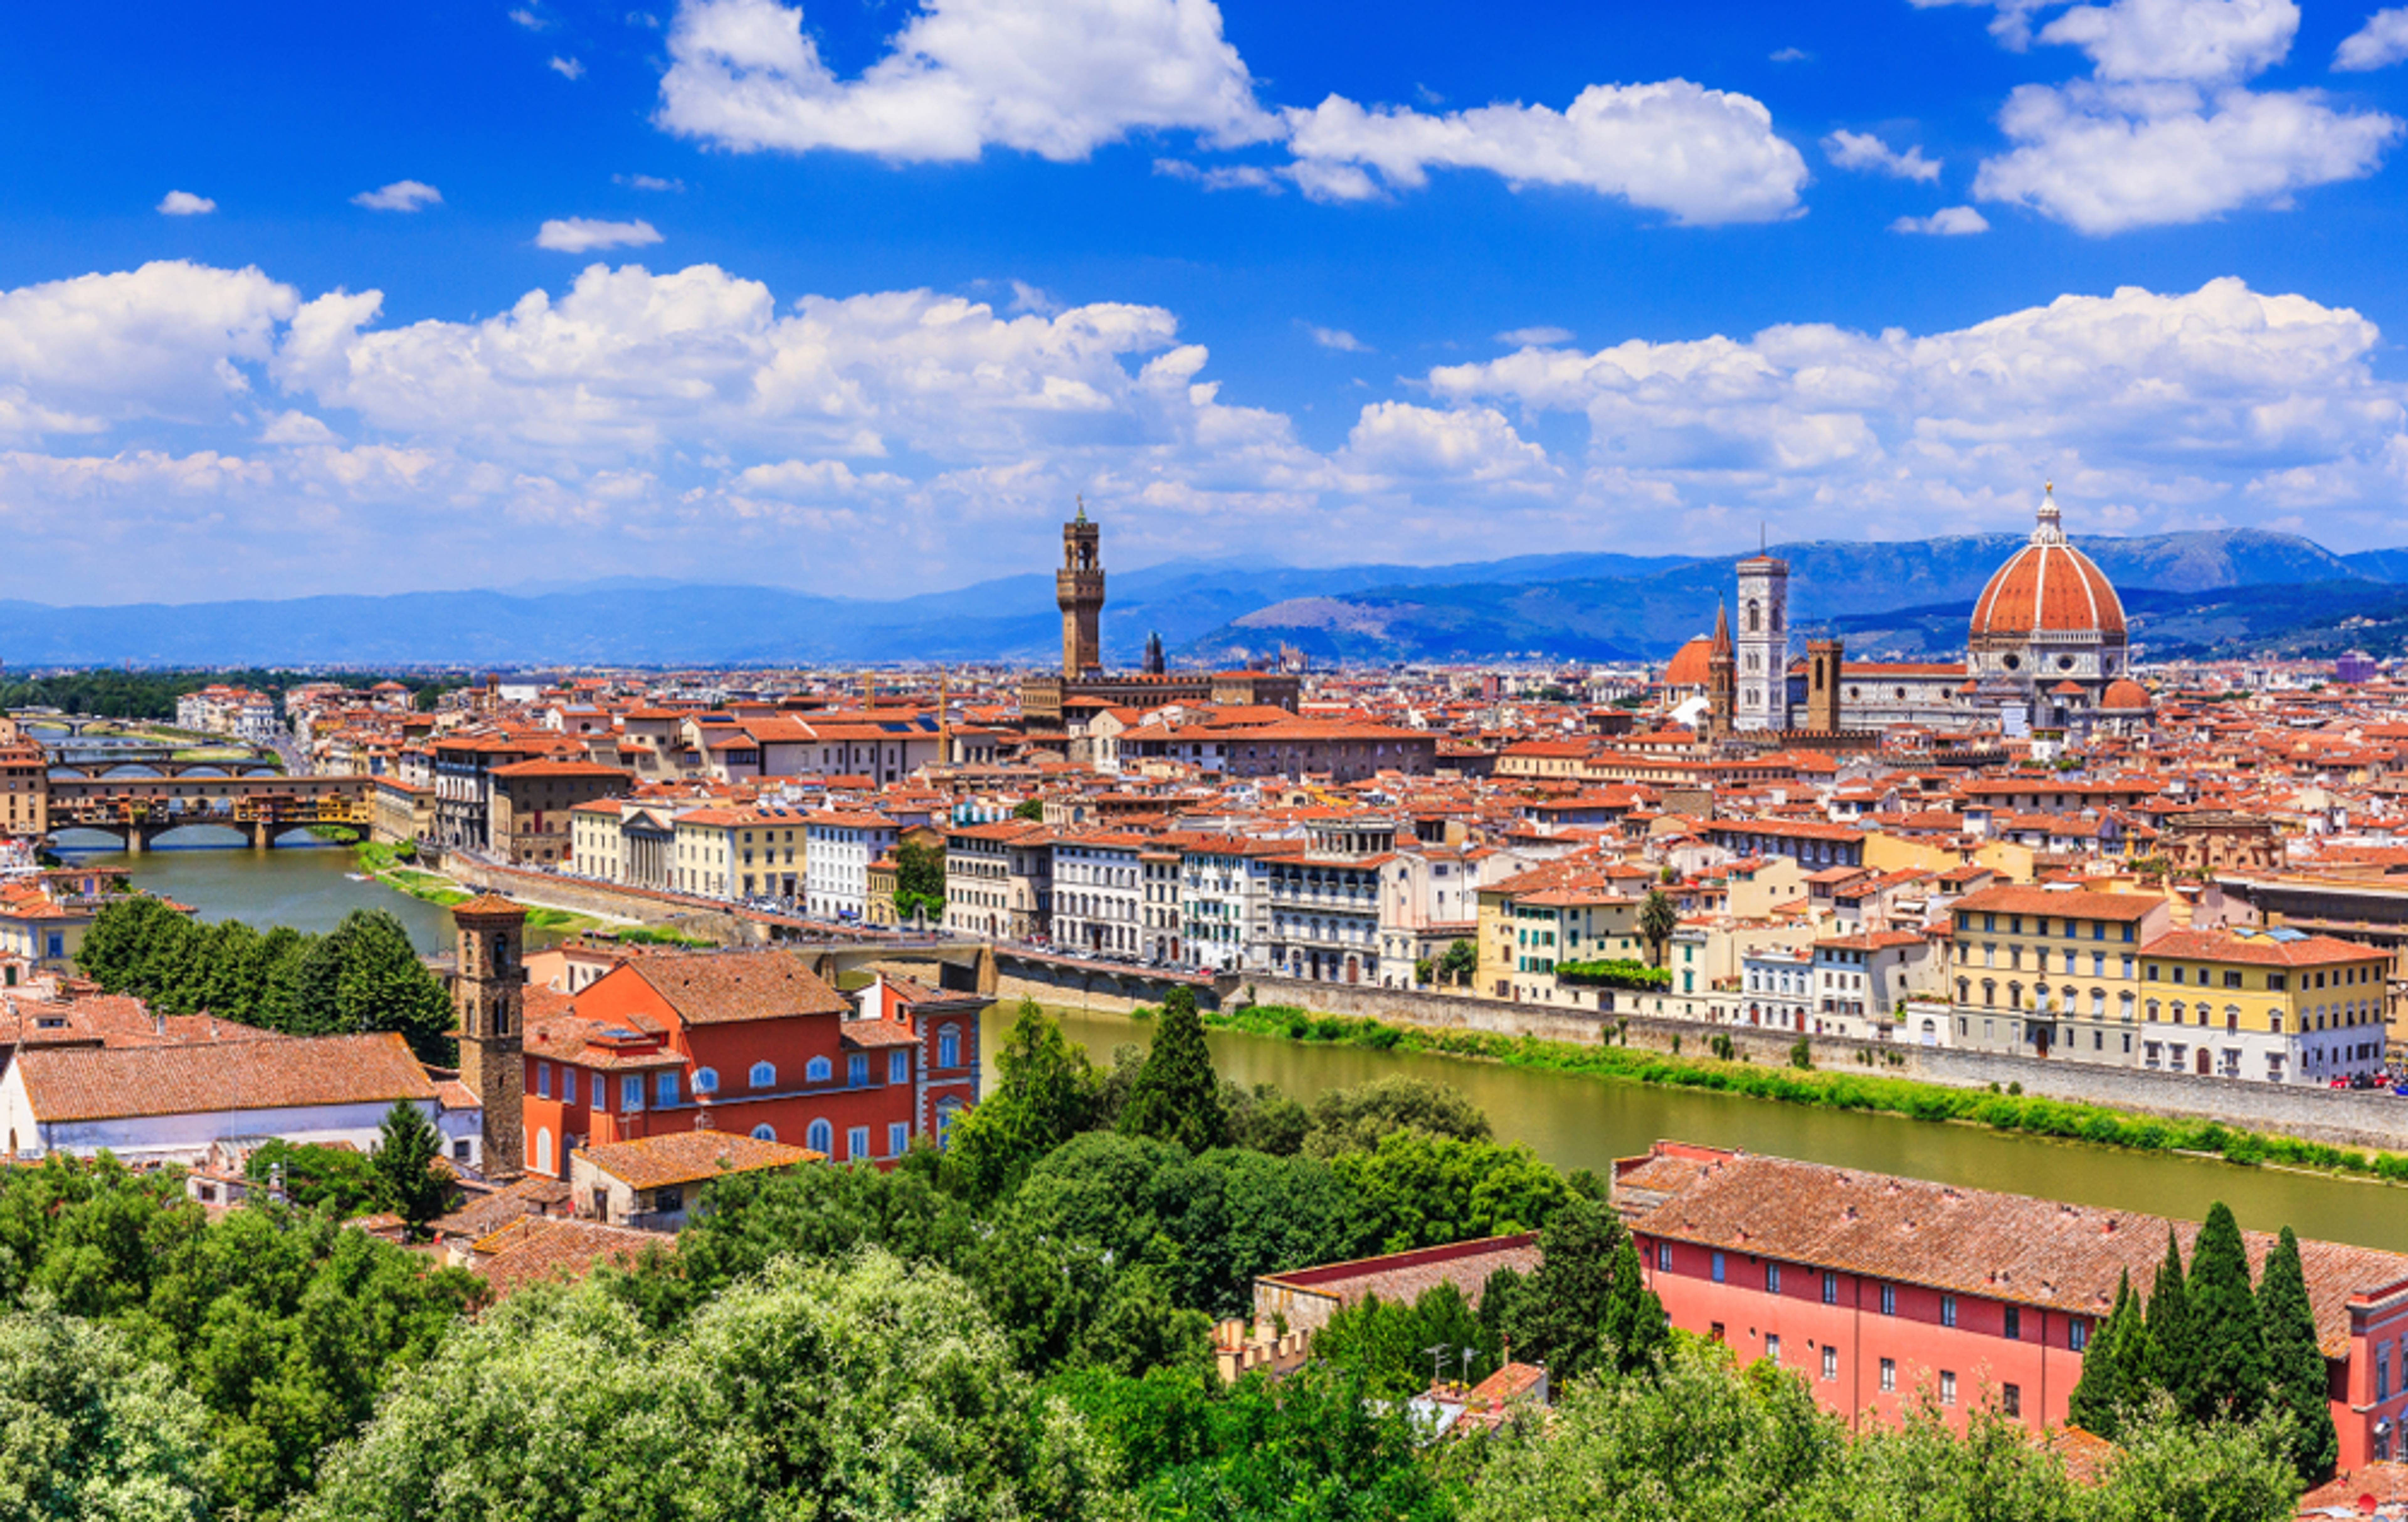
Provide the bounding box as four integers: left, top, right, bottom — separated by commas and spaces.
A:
1057, 502, 1105, 678
451, 894, 527, 1180
1805, 635, 1845, 734
1705, 600, 1736, 743
1734, 552, 1789, 731
1143, 630, 1165, 675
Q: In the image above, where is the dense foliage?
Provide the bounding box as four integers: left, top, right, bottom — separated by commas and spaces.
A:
0, 1000, 2326, 1521
892, 838, 947, 922
1552, 958, 1673, 991
0, 668, 452, 722
77, 899, 453, 1063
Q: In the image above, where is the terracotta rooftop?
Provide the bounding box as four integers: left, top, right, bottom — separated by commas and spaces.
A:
576, 1128, 823, 1191
627, 950, 852, 1023
14, 1033, 437, 1122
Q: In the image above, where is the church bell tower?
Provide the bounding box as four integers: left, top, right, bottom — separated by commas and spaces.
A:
452, 894, 527, 1179
1057, 500, 1105, 678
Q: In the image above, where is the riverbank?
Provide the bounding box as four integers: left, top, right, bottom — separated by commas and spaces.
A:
1198, 1001, 2408, 1188
349, 842, 602, 938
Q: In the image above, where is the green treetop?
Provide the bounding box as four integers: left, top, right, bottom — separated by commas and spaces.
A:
2066, 1270, 2147, 1440
2258, 1225, 2338, 1481
2186, 1202, 2267, 1424
1117, 986, 1228, 1153
1640, 888, 1680, 968
2146, 1228, 2194, 1404
373, 1100, 450, 1239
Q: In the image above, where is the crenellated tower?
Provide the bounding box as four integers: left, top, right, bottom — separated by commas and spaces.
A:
1058, 501, 1105, 678
452, 894, 527, 1179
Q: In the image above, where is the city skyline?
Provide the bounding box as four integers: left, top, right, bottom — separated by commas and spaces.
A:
8, 0, 2408, 601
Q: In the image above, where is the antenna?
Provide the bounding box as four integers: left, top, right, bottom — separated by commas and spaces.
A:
1426, 1342, 1450, 1387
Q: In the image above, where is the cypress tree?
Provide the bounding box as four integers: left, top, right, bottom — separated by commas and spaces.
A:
2258, 1226, 2339, 1481
2145, 1228, 2194, 1407
1600, 1225, 1669, 1376
2186, 1202, 2268, 1424
372, 1099, 448, 1239
2068, 1271, 2144, 1440
1116, 986, 1228, 1153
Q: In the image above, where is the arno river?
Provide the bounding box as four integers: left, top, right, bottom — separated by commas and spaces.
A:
62, 835, 2408, 1255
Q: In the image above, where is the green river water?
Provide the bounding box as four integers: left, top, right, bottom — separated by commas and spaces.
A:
59, 836, 2408, 1256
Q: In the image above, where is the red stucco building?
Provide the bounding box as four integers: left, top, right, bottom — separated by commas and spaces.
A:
1615, 1141, 2408, 1469
518, 949, 985, 1177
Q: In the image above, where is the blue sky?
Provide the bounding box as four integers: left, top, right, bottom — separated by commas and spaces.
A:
7, 0, 2408, 602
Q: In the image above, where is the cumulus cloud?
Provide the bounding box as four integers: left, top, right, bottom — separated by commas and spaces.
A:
1951, 0, 2402, 232
2337, 7, 2408, 70
510, 7, 546, 28
1497, 325, 1574, 347
1339, 403, 1557, 485
656, 0, 1802, 222
1305, 324, 1369, 353
351, 180, 443, 212
550, 55, 586, 79
1891, 205, 1991, 233
0, 262, 296, 436
1824, 129, 1942, 181
1278, 84, 1808, 223
157, 190, 217, 216
615, 173, 686, 191
657, 0, 1275, 161
535, 217, 664, 251
1770, 46, 1812, 62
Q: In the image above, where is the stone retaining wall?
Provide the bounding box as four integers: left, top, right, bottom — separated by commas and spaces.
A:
433, 855, 759, 945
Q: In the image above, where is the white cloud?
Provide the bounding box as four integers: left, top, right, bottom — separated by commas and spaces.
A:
157, 190, 217, 216
510, 7, 546, 29
1891, 205, 1991, 233
1151, 157, 1283, 191
1279, 83, 1808, 224
351, 180, 444, 212
259, 410, 340, 445
1906, 0, 2062, 50
1305, 324, 1369, 353
1497, 325, 1575, 347
0, 262, 296, 437
2337, 7, 2408, 70
535, 218, 665, 251
550, 55, 586, 79
1943, 0, 2402, 232
1823, 129, 1942, 181
1770, 46, 1812, 62
1339, 402, 1557, 485
1976, 82, 2401, 233
657, 0, 1275, 162
615, 173, 686, 191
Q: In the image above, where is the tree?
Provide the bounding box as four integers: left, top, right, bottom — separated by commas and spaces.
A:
944, 1000, 1104, 1202
1300, 1075, 1492, 1159
2187, 1202, 2267, 1424
373, 1100, 449, 1238
1640, 888, 1680, 968
1503, 1193, 1663, 1383
893, 838, 947, 923
2067, 1270, 2146, 1440
1316, 1281, 1501, 1398
1332, 1131, 1572, 1255
1118, 986, 1229, 1154
2146, 1228, 2194, 1406
1601, 1224, 1669, 1376
2258, 1226, 2338, 1481
1013, 797, 1046, 821
0, 1300, 216, 1522
1439, 938, 1479, 987
247, 1139, 386, 1216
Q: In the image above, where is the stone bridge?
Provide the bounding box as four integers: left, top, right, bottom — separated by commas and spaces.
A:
46, 774, 371, 852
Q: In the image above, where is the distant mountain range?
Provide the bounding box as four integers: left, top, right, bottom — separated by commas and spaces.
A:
5, 530, 2407, 668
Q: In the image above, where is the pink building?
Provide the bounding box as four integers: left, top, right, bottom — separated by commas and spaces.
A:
1615, 1141, 2408, 1468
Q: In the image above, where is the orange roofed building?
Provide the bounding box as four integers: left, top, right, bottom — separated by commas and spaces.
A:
518, 950, 984, 1177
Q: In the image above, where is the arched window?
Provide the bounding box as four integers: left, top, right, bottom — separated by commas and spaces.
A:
2269, 1010, 2283, 1034
936, 1097, 964, 1148
751, 1123, 777, 1142
1747, 600, 1761, 633
693, 1067, 718, 1095
806, 1118, 833, 1154
2119, 991, 2135, 1022
805, 1056, 833, 1083
938, 1024, 962, 1069
750, 1060, 776, 1089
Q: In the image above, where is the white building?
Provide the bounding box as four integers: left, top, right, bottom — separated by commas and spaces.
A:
805, 811, 898, 921
1180, 838, 1273, 973
1052, 832, 1145, 956
1733, 554, 1788, 732
0, 1033, 470, 1166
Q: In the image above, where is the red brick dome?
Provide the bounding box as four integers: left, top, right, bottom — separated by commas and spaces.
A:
1663, 634, 1715, 688
2099, 678, 2152, 711
1968, 492, 2125, 646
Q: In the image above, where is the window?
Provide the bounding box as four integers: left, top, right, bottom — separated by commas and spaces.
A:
847, 1126, 869, 1160
805, 1056, 833, 1084
1879, 1358, 1896, 1393
1823, 1272, 1839, 1305
2002, 1383, 2021, 1419
655, 1071, 678, 1108
751, 1123, 776, 1142
621, 1075, 643, 1111
2069, 1320, 2089, 1353
888, 1122, 909, 1157
1657, 1242, 1672, 1273
806, 1118, 833, 1154
2004, 1306, 2021, 1341
1823, 1345, 1838, 1382
692, 1067, 717, 1095
1941, 1294, 1956, 1328
750, 1061, 776, 1089
1940, 1370, 1957, 1406
1712, 1251, 1726, 1284
1880, 1284, 1896, 1316
848, 1054, 869, 1087
536, 1062, 551, 1100
938, 1025, 962, 1069
889, 1050, 910, 1084
562, 1069, 576, 1106
1765, 1334, 1781, 1365
1766, 1262, 1782, 1294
